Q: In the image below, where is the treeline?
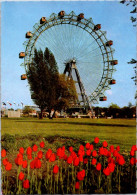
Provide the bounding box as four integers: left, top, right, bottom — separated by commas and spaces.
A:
93, 103, 136, 118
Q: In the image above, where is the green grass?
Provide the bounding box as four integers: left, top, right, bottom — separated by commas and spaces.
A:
1, 117, 136, 152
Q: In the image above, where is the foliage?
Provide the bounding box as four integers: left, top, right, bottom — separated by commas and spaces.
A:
27, 48, 77, 118
120, 0, 137, 25
22, 106, 34, 115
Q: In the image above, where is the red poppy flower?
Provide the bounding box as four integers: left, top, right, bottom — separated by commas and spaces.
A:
90, 144, 94, 151
45, 149, 52, 160
91, 158, 97, 165
86, 149, 91, 156
109, 145, 114, 153
130, 150, 135, 156
64, 154, 68, 161
17, 153, 23, 159
67, 156, 73, 164
22, 160, 27, 168
27, 154, 32, 160
30, 160, 35, 169
40, 141, 45, 148
103, 167, 110, 176
23, 179, 30, 189
78, 149, 85, 156
118, 156, 125, 166
57, 148, 65, 159
103, 141, 108, 148
92, 150, 97, 157
26, 147, 32, 155
83, 158, 88, 164
62, 146, 65, 151
35, 159, 41, 169
116, 146, 120, 152
94, 137, 99, 144
107, 151, 111, 158
1, 149, 6, 158
19, 147, 24, 155
103, 148, 108, 156
69, 146, 73, 152
49, 153, 56, 162
108, 157, 115, 164
85, 143, 90, 149
130, 157, 135, 165
5, 162, 12, 171
79, 155, 83, 162
15, 156, 23, 166
77, 170, 85, 181
131, 145, 136, 151
73, 157, 79, 166
75, 181, 80, 189
96, 163, 101, 171
98, 147, 104, 156
18, 172, 25, 180
32, 145, 38, 152
71, 151, 77, 160
113, 150, 119, 157
79, 145, 84, 151
108, 163, 115, 173
2, 158, 8, 166
37, 151, 43, 159
53, 165, 59, 174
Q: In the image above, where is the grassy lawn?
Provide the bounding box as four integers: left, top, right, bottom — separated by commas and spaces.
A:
1, 117, 136, 152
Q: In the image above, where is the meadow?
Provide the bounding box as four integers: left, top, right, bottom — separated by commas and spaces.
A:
1, 117, 136, 152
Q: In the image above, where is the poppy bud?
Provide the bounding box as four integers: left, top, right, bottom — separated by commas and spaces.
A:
85, 143, 90, 149
75, 181, 80, 189
53, 165, 59, 174
103, 141, 108, 148
33, 145, 38, 152
1, 149, 6, 158
19, 172, 25, 180
96, 163, 101, 171
40, 141, 45, 148
94, 137, 99, 144
23, 179, 30, 189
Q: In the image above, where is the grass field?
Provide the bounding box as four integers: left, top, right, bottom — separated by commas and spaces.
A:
1, 117, 136, 152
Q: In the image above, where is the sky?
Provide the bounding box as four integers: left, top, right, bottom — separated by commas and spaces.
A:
1, 1, 136, 110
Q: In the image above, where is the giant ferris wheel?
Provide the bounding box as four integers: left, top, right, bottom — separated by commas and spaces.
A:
19, 11, 118, 110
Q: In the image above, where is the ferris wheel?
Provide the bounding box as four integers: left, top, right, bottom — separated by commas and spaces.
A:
19, 11, 118, 109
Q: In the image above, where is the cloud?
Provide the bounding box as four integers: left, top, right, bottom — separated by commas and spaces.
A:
106, 90, 112, 95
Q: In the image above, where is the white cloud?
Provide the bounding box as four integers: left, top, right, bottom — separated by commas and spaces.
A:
106, 90, 112, 95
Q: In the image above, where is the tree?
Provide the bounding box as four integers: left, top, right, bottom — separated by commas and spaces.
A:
27, 48, 77, 118
22, 106, 34, 116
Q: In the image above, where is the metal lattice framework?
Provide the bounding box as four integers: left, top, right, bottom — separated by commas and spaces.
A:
21, 11, 117, 105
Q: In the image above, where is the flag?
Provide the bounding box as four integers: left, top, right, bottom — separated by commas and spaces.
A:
9, 103, 12, 106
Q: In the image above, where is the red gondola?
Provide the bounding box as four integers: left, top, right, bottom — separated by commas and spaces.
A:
26, 31, 32, 38
94, 24, 101, 31
109, 79, 116, 84
110, 60, 118, 65
19, 52, 25, 58
21, 74, 27, 80
106, 40, 113, 46
77, 13, 84, 21
99, 96, 107, 101
40, 17, 47, 24
58, 11, 65, 18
